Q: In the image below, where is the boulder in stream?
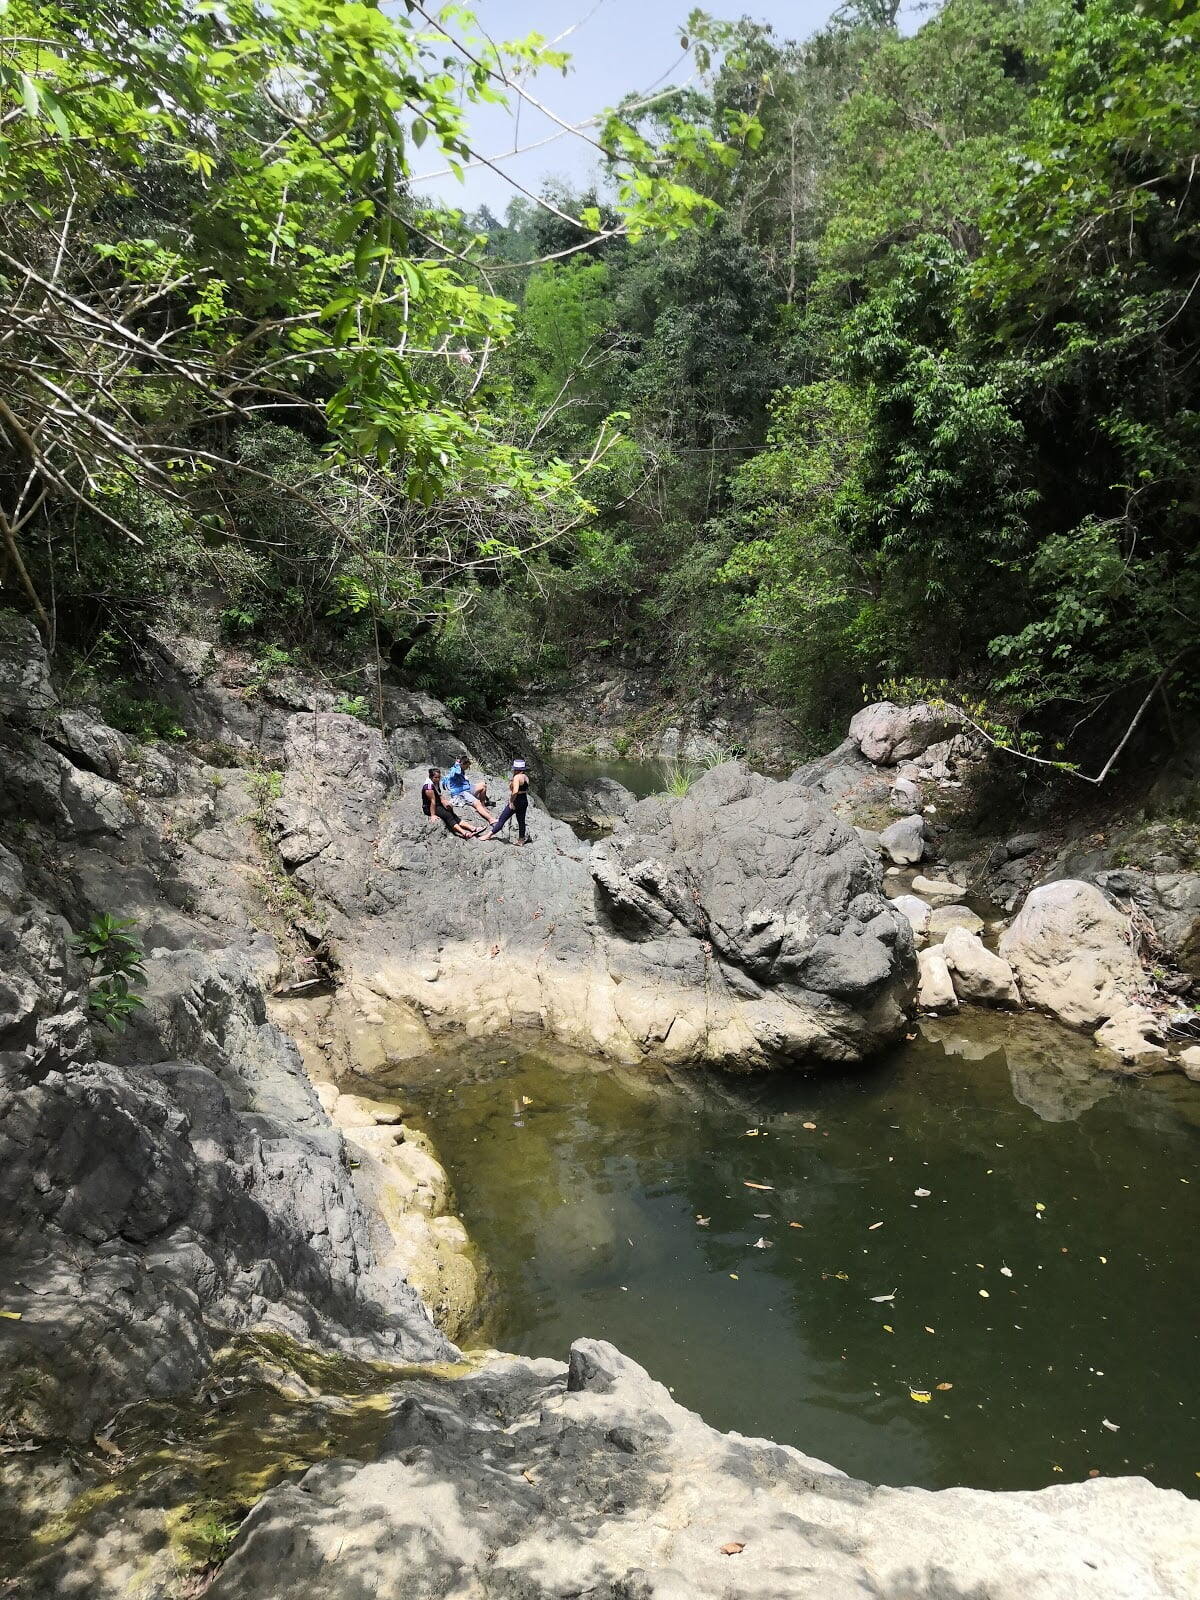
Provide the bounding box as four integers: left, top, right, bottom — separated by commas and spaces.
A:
1000, 880, 1142, 1029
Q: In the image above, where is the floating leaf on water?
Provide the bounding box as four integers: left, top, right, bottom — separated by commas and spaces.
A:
720, 1542, 745, 1556
924, 1326, 935, 1334
870, 1291, 896, 1303
868, 1222, 884, 1231
743, 1181, 773, 1190
1000, 1266, 1013, 1278
695, 1216, 710, 1226
729, 1273, 739, 1280
1099, 1256, 1107, 1264
745, 1129, 760, 1137
834, 1271, 848, 1280
788, 1220, 804, 1228
521, 1095, 534, 1106
883, 1324, 894, 1333
910, 1389, 932, 1403
802, 1121, 817, 1130
1102, 1418, 1120, 1432
752, 1237, 773, 1249
979, 1289, 990, 1298
753, 1212, 770, 1218
0, 1311, 22, 1321
1034, 1202, 1046, 1211
936, 1382, 953, 1391
914, 1188, 931, 1198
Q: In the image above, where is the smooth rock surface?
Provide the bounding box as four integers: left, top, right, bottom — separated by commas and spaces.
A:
1094, 1004, 1169, 1067
943, 926, 1021, 1007
893, 893, 932, 937
880, 813, 927, 865
927, 903, 985, 938
849, 700, 963, 764
205, 1338, 1200, 1600
1000, 881, 1142, 1029
917, 945, 957, 1010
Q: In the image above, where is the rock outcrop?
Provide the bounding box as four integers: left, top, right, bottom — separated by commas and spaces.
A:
1000, 880, 1142, 1029
273, 718, 917, 1070
848, 699, 964, 764
204, 1338, 1200, 1600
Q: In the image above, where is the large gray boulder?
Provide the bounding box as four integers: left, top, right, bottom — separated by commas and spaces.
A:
1000, 880, 1143, 1029
592, 762, 916, 1066
880, 812, 927, 865
849, 700, 963, 764
273, 727, 915, 1070
204, 1337, 1200, 1600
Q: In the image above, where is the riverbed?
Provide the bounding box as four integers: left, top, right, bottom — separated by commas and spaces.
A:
382, 1015, 1200, 1498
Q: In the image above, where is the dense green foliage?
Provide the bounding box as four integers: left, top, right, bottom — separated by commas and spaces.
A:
465, 0, 1198, 761
0, 0, 741, 675
1, 0, 1196, 766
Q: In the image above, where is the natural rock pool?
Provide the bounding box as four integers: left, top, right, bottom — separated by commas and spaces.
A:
382, 1016, 1200, 1498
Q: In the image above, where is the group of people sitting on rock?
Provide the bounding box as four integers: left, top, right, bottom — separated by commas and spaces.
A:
421, 755, 531, 846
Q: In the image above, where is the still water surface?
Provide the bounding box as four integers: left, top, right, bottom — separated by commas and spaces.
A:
385, 1015, 1200, 1496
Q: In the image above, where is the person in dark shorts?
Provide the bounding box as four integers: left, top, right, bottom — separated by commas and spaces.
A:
487, 759, 530, 845
422, 767, 481, 838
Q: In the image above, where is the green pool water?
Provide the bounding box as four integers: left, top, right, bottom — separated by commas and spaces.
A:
382, 1014, 1200, 1496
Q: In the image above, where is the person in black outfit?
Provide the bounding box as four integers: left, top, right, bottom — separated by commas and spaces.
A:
487, 759, 530, 845
421, 766, 482, 838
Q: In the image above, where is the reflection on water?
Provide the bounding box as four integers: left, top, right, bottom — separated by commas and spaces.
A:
549, 753, 672, 799
382, 1019, 1200, 1496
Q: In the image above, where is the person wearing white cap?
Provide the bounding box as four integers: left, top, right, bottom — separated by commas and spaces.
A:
487, 759, 530, 845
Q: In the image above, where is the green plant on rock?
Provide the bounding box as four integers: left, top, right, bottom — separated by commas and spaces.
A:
332, 694, 372, 722
661, 758, 696, 798
72, 913, 147, 1034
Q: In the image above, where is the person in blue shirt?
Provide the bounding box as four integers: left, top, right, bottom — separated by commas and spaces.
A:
441, 754, 495, 827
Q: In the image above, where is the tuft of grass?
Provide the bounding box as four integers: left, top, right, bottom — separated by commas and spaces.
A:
661, 757, 695, 798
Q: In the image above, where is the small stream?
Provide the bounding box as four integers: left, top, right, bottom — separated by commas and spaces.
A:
382, 1018, 1200, 1498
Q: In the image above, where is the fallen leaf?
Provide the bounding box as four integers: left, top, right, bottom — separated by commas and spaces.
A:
729, 1273, 739, 1281
833, 1271, 848, 1280
1034, 1202, 1046, 1212
1101, 1418, 1120, 1432
924, 1326, 935, 1334
914, 1187, 931, 1198
521, 1095, 534, 1107
1089, 1469, 1101, 1478
522, 1468, 538, 1484
979, 1289, 990, 1298
883, 1324, 894, 1333
753, 1212, 770, 1218
868, 1221, 884, 1231
93, 1436, 124, 1461
489, 943, 501, 958
745, 1129, 760, 1137
905, 1032, 918, 1041
936, 1382, 953, 1391
910, 1389, 932, 1404
695, 1216, 710, 1226
870, 1291, 896, 1303
802, 1121, 817, 1130
752, 1237, 773, 1249
1000, 1266, 1013, 1278
0, 1311, 22, 1321
743, 1181, 773, 1191
788, 1221, 804, 1229
720, 1542, 745, 1556
1099, 1255, 1107, 1264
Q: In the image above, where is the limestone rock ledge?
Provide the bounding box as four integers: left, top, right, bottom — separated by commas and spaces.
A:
276, 715, 917, 1071
207, 1338, 1200, 1600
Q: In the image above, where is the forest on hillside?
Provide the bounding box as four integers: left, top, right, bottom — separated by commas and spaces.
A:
0, 0, 1196, 768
